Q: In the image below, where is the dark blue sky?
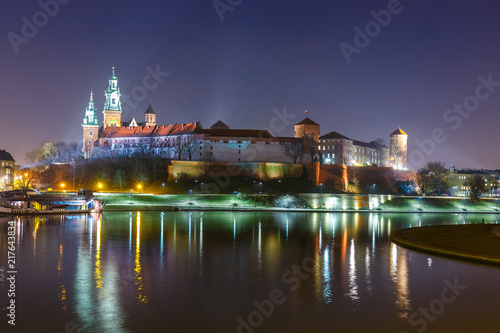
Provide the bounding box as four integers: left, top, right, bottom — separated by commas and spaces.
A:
2, 0, 500, 169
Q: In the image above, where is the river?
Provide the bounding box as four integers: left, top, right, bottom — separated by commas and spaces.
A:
0, 212, 499, 333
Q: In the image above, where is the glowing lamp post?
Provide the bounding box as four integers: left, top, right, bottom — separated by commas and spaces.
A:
259, 182, 263, 195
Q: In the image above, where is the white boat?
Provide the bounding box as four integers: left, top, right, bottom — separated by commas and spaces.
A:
0, 190, 105, 215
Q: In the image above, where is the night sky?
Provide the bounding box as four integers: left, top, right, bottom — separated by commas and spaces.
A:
1, 0, 500, 169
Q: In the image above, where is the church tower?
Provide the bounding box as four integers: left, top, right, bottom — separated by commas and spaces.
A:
102, 67, 122, 128
144, 102, 156, 127
82, 90, 99, 159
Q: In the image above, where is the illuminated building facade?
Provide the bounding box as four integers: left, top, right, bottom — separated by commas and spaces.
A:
82, 68, 406, 167
0, 149, 15, 191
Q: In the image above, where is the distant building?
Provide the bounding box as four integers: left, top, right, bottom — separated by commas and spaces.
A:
449, 167, 500, 197
293, 117, 406, 168
84, 68, 303, 163
82, 68, 407, 168
0, 150, 15, 191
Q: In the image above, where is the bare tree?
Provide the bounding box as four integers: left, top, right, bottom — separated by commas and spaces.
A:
284, 141, 302, 164
303, 135, 318, 164
174, 136, 184, 160
197, 152, 215, 182
14, 172, 36, 190
183, 135, 200, 161
370, 138, 387, 150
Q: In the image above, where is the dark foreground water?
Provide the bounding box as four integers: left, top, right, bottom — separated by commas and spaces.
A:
1, 212, 499, 333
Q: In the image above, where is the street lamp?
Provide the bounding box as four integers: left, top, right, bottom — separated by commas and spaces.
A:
320, 183, 323, 194
201, 182, 204, 193
259, 182, 263, 195
233, 191, 237, 208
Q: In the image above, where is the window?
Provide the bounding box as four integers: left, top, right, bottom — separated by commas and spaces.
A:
88, 140, 91, 145
89, 130, 93, 137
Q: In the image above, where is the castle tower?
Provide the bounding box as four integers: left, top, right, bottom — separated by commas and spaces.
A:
102, 67, 122, 128
390, 128, 408, 169
144, 102, 156, 127
82, 90, 99, 159
294, 117, 320, 140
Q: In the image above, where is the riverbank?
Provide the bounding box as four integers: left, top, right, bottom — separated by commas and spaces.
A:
97, 193, 500, 213
391, 224, 500, 266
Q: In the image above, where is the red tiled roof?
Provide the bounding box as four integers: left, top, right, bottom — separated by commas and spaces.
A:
100, 122, 202, 139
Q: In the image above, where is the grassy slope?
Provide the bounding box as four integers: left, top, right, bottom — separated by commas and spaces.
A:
98, 193, 270, 209
391, 224, 500, 265
379, 197, 500, 212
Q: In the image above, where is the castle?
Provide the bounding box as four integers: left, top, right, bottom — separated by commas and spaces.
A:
83, 68, 407, 169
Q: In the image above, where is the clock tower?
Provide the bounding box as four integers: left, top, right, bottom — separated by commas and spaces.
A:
102, 67, 122, 128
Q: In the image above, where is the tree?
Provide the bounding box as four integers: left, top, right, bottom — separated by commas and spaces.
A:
182, 135, 200, 161
284, 141, 302, 164
417, 161, 451, 195
370, 138, 387, 150
14, 172, 36, 190
464, 175, 487, 200
303, 135, 318, 164
197, 152, 215, 182
114, 168, 126, 190
174, 136, 184, 160
26, 141, 82, 165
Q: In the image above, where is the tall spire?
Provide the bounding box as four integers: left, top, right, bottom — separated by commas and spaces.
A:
83, 89, 98, 126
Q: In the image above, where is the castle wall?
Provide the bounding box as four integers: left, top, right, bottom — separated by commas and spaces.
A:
168, 161, 309, 183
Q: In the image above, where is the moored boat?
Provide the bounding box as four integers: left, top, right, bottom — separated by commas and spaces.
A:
0, 189, 104, 215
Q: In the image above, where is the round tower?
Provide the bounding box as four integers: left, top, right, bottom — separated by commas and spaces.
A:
389, 128, 408, 169
294, 117, 320, 141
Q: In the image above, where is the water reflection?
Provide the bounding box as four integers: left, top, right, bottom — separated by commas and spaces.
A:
135, 212, 147, 304
2, 211, 498, 332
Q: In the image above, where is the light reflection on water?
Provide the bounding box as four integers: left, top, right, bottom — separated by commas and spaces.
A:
1, 212, 500, 333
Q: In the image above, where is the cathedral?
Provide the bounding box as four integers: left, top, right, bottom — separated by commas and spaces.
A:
82, 68, 407, 169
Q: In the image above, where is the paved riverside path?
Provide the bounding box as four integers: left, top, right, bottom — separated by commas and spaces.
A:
391, 224, 500, 266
